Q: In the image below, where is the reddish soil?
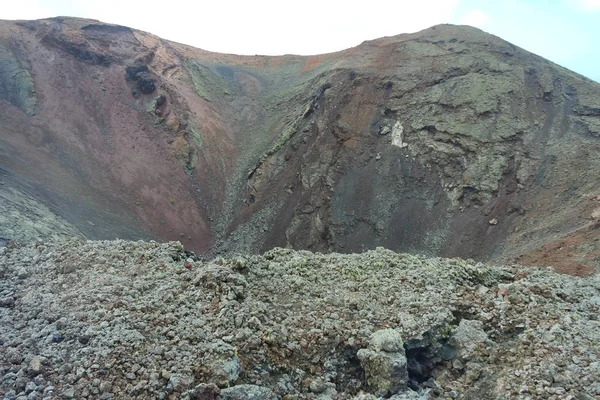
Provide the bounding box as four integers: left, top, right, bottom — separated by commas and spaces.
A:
516, 225, 599, 277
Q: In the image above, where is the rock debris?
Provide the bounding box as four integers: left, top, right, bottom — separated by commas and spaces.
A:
1, 239, 599, 399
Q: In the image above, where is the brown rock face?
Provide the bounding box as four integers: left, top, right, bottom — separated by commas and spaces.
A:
1, 17, 599, 272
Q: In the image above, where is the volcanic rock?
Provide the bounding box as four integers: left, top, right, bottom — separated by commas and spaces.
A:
357, 329, 409, 396
0, 240, 598, 399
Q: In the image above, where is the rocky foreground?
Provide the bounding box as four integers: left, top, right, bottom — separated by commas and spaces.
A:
0, 240, 599, 399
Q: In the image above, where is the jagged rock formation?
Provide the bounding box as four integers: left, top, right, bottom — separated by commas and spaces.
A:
1, 17, 600, 271
1, 240, 599, 399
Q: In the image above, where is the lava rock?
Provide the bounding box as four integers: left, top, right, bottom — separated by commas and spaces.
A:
27, 356, 43, 376
449, 319, 491, 360
167, 373, 195, 393
187, 383, 220, 400
358, 329, 409, 396
219, 384, 277, 400
0, 295, 15, 308
52, 332, 64, 343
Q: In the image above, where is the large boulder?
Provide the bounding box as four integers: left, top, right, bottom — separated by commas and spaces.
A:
357, 329, 409, 396
449, 319, 490, 360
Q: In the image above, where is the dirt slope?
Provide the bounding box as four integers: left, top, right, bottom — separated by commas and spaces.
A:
1, 17, 599, 272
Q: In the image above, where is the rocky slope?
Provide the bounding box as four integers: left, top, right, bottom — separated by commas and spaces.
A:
1, 17, 600, 269
1, 239, 599, 399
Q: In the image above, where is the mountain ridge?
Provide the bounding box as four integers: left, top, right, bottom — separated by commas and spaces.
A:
1, 17, 599, 274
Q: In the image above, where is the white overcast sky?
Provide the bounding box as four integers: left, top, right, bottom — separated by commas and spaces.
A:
2, 0, 599, 82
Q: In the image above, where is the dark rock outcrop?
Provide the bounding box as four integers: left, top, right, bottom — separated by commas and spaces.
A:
125, 65, 156, 94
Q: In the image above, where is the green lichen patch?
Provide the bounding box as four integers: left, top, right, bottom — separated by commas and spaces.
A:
0, 45, 38, 116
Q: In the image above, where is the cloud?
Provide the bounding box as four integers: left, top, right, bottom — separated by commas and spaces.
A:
565, 0, 600, 10
459, 9, 490, 28
581, 0, 600, 9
